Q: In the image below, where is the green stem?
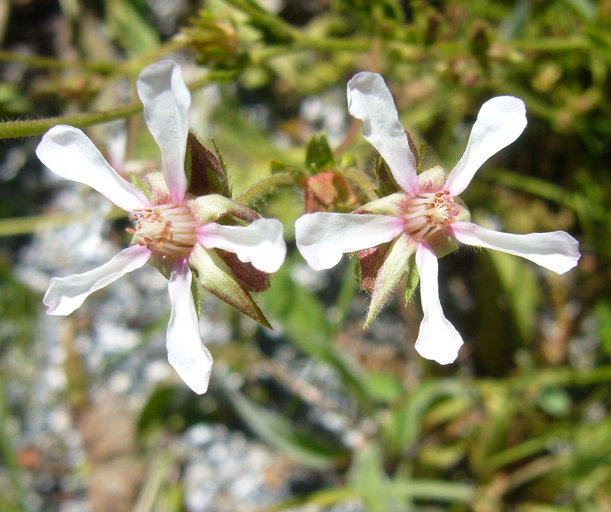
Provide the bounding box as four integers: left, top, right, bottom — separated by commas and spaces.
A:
510, 36, 593, 52
299, 36, 372, 53
0, 70, 236, 139
484, 168, 579, 210
0, 208, 124, 238
483, 427, 571, 471
234, 171, 301, 207
0, 50, 116, 74
223, 0, 299, 41
0, 103, 143, 140
255, 487, 355, 512
341, 167, 379, 202
390, 479, 476, 502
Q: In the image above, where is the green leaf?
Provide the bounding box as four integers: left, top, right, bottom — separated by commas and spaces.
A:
105, 0, 160, 55
348, 444, 400, 512
262, 255, 372, 403
535, 388, 572, 417
362, 372, 404, 402
595, 301, 611, 356
487, 248, 539, 342
305, 133, 334, 172
189, 244, 271, 328
223, 385, 346, 468
383, 380, 468, 452
270, 159, 306, 177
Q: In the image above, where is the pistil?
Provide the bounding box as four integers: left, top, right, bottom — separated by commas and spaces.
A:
403, 190, 460, 243
128, 203, 197, 258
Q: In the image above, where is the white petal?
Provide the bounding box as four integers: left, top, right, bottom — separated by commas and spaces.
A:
414, 243, 463, 365
347, 72, 419, 196
444, 96, 527, 196
166, 259, 213, 395
449, 221, 580, 274
295, 212, 404, 271
43, 245, 151, 316
197, 218, 286, 273
36, 125, 149, 211
137, 60, 190, 203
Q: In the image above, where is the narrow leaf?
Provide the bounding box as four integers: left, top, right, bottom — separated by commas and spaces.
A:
223, 385, 346, 468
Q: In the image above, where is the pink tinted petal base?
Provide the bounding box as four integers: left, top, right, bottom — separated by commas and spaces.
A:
347, 72, 419, 196
43, 245, 152, 316
36, 125, 149, 212
444, 96, 527, 197
196, 218, 286, 274
449, 221, 580, 274
414, 243, 463, 365
166, 259, 213, 395
136, 60, 191, 203
295, 212, 405, 271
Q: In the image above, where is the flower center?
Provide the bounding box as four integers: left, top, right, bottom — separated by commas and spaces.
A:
402, 190, 460, 242
127, 203, 197, 258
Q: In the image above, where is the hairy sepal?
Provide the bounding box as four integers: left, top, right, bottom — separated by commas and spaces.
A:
185, 131, 231, 197
144, 171, 172, 205
364, 234, 416, 329
189, 244, 271, 328
356, 192, 407, 217
305, 172, 359, 213
374, 157, 401, 197
217, 250, 270, 292
417, 165, 447, 192
358, 243, 390, 292
188, 194, 260, 225
130, 172, 151, 200
404, 263, 419, 304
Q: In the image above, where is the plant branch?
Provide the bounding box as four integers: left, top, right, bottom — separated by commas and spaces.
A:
0, 70, 236, 139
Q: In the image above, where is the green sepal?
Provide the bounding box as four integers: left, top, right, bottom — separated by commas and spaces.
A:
187, 194, 260, 225
357, 192, 408, 217
339, 153, 356, 168
417, 165, 447, 192
189, 244, 271, 329
144, 171, 171, 205
190, 266, 204, 319
185, 130, 231, 197
147, 252, 174, 280
305, 133, 334, 173
375, 157, 401, 196
270, 159, 305, 177
130, 172, 151, 200
210, 138, 228, 179
357, 242, 391, 292
404, 263, 420, 304
364, 234, 416, 329
405, 129, 421, 172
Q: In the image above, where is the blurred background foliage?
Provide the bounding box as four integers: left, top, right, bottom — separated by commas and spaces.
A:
0, 0, 609, 511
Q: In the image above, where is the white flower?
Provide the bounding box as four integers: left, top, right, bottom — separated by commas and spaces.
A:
295, 71, 580, 365
36, 60, 286, 394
